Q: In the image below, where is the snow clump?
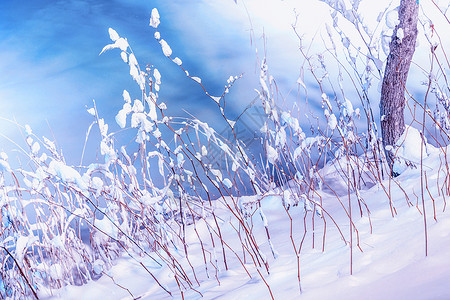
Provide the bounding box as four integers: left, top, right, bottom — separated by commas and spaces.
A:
149, 8, 160, 28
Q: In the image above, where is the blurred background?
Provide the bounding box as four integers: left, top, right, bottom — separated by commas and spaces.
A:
0, 0, 447, 165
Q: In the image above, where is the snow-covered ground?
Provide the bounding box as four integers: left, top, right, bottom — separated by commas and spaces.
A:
48, 136, 450, 300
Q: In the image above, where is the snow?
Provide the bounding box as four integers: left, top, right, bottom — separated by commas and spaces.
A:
100, 140, 117, 163
26, 136, 33, 146
122, 90, 131, 103
94, 216, 119, 240
389, 126, 430, 175
148, 98, 158, 121
226, 118, 236, 128
39, 97, 450, 298
47, 160, 88, 191
148, 151, 165, 177
281, 111, 301, 134
93, 259, 105, 275
297, 75, 307, 90
128, 54, 145, 91
177, 152, 184, 167
152, 128, 161, 139
87, 107, 96, 116
131, 112, 152, 133
31, 141, 40, 154
385, 8, 399, 29
397, 126, 428, 161
91, 176, 103, 190
266, 142, 278, 164
15, 235, 32, 264
108, 28, 119, 42
49, 264, 64, 281
275, 126, 286, 146
328, 113, 337, 130
321, 93, 331, 110
210, 168, 222, 181
153, 68, 161, 85
0, 152, 11, 172
115, 38, 129, 52
191, 76, 202, 84
99, 34, 129, 55
132, 99, 144, 113
211, 95, 221, 103
115, 108, 127, 128
172, 57, 182, 66
397, 27, 404, 43
25, 124, 32, 136
5, 2, 450, 299
149, 8, 160, 29
343, 98, 354, 117
120, 51, 127, 63
222, 178, 232, 188
159, 39, 172, 57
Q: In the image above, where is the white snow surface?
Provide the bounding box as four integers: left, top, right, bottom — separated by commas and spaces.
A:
48, 143, 450, 300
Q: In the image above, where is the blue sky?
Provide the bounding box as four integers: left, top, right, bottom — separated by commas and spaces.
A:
0, 0, 318, 164
0, 0, 446, 164
0, 0, 255, 162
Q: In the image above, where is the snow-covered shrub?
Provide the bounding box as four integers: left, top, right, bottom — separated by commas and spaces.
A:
0, 132, 96, 298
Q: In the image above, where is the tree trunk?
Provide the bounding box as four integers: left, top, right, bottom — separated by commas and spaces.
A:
380, 0, 419, 175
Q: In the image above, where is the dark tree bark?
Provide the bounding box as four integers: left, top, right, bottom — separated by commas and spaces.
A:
380, 0, 419, 174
